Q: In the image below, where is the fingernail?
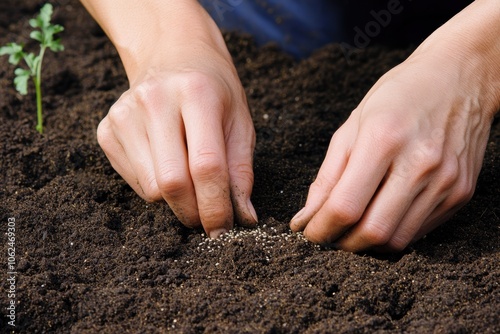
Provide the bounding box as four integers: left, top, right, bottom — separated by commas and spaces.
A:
291, 207, 306, 225
209, 228, 228, 239
247, 199, 258, 223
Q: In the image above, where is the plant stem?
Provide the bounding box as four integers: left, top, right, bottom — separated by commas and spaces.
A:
34, 76, 43, 134
35, 46, 46, 134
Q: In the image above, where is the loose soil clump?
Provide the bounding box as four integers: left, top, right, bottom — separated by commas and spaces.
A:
1, 1, 499, 333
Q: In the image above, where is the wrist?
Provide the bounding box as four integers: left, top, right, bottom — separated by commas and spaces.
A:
80, 0, 230, 84
411, 0, 500, 118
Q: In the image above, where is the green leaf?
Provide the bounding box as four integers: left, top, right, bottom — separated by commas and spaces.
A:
32, 56, 41, 75
3, 3, 64, 134
41, 25, 56, 45
29, 18, 40, 29
52, 24, 64, 34
0, 43, 18, 56
30, 30, 43, 43
49, 39, 64, 52
30, 6, 64, 48
39, 3, 53, 27
29, 3, 53, 29
24, 53, 38, 74
13, 68, 30, 95
0, 43, 25, 65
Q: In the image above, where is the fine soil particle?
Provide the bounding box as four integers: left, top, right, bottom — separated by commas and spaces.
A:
1, 1, 499, 333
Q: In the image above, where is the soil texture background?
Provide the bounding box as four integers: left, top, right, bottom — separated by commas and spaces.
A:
1, 1, 499, 333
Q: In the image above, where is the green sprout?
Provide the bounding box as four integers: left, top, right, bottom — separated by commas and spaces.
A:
0, 3, 64, 134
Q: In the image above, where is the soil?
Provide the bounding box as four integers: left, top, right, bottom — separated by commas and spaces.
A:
1, 1, 499, 333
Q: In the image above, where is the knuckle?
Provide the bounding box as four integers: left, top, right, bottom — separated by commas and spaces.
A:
178, 72, 225, 110
131, 80, 161, 112
241, 125, 256, 148
200, 206, 230, 224
325, 197, 363, 226
452, 178, 475, 205
406, 153, 440, 183
385, 235, 410, 252
417, 151, 442, 173
359, 220, 392, 246
369, 122, 407, 155
96, 118, 113, 149
107, 99, 131, 126
178, 72, 215, 95
411, 140, 443, 174
156, 171, 188, 199
140, 172, 162, 202
437, 159, 460, 190
190, 151, 226, 181
310, 173, 336, 194
229, 162, 254, 185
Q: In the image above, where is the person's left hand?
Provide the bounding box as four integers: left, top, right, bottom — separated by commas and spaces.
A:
290, 44, 497, 252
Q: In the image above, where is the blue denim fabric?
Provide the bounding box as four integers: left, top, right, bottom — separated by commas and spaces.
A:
199, 1, 471, 59
199, 0, 345, 58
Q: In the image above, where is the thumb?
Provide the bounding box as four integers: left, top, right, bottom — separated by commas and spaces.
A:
227, 118, 258, 227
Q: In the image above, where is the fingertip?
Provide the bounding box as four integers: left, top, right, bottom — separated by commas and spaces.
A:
209, 228, 229, 239
201, 210, 234, 238
242, 198, 259, 227
232, 198, 257, 228
180, 217, 202, 230
303, 225, 322, 244
204, 212, 233, 239
248, 199, 258, 222
230, 182, 258, 227
290, 207, 312, 232
302, 216, 339, 246
167, 202, 202, 230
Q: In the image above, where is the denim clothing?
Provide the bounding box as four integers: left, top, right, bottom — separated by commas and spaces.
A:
199, 1, 472, 58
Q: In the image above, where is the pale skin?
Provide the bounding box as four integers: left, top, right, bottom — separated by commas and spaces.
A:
80, 0, 499, 251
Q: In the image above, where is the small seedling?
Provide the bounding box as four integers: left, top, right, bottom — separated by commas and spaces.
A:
0, 3, 64, 134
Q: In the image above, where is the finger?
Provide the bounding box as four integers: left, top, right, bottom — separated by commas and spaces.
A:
146, 107, 201, 228
334, 138, 444, 252
337, 166, 432, 252
373, 192, 448, 253
413, 206, 458, 243
184, 100, 233, 238
373, 177, 465, 252
336, 145, 451, 252
411, 186, 472, 244
97, 117, 143, 195
412, 149, 482, 242
226, 110, 258, 227
107, 95, 165, 202
386, 156, 471, 250
290, 125, 353, 232
303, 131, 395, 245
335, 168, 425, 253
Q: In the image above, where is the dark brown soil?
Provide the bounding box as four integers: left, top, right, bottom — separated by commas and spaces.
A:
1, 1, 499, 333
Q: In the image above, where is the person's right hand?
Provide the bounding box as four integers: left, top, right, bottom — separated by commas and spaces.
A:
81, 0, 258, 238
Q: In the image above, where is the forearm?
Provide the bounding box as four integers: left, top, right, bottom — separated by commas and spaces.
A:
412, 0, 500, 116
79, 0, 228, 84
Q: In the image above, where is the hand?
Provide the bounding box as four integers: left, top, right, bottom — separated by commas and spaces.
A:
290, 43, 496, 252
83, 0, 258, 238
98, 45, 258, 237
